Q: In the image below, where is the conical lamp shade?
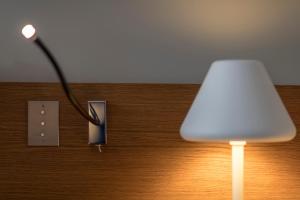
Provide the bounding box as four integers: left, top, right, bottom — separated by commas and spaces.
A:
180, 60, 296, 142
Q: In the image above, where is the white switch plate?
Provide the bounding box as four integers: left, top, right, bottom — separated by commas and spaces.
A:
28, 101, 59, 146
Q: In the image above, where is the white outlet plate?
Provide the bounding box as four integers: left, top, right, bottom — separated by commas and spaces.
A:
28, 101, 59, 146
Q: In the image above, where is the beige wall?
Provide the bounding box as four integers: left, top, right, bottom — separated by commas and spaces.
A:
0, 1, 300, 84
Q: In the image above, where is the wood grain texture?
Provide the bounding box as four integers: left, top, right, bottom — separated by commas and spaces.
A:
0, 83, 299, 200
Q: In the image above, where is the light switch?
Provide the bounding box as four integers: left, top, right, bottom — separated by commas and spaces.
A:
28, 101, 59, 146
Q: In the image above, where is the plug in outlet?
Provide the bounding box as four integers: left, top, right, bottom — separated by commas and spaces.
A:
88, 101, 107, 146
28, 101, 59, 146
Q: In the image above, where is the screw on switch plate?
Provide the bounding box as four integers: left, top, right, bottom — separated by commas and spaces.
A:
28, 101, 59, 146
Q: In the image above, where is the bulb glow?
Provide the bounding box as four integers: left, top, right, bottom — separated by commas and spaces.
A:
22, 24, 36, 39
230, 141, 246, 146
230, 141, 246, 200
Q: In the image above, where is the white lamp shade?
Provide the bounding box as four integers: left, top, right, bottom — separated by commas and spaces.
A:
180, 60, 296, 142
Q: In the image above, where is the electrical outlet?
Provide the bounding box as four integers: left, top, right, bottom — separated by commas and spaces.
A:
88, 101, 107, 145
28, 101, 59, 146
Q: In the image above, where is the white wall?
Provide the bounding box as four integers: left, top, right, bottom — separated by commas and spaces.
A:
0, 0, 300, 84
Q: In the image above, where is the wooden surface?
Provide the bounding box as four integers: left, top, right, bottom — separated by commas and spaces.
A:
0, 83, 299, 200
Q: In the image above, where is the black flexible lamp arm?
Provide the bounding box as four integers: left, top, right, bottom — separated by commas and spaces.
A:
34, 38, 101, 126
21, 24, 101, 126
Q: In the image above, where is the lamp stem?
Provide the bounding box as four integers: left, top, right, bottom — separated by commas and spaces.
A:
230, 141, 246, 200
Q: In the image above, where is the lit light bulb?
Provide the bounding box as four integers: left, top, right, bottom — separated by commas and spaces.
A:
21, 24, 36, 39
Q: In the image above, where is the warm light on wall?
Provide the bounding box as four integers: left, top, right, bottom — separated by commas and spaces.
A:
180, 60, 296, 200
140, 1, 297, 46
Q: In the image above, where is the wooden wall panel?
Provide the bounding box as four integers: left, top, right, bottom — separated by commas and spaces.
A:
0, 83, 299, 200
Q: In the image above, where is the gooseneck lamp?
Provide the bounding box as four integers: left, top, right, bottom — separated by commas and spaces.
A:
21, 24, 106, 150
21, 24, 100, 126
180, 60, 296, 200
